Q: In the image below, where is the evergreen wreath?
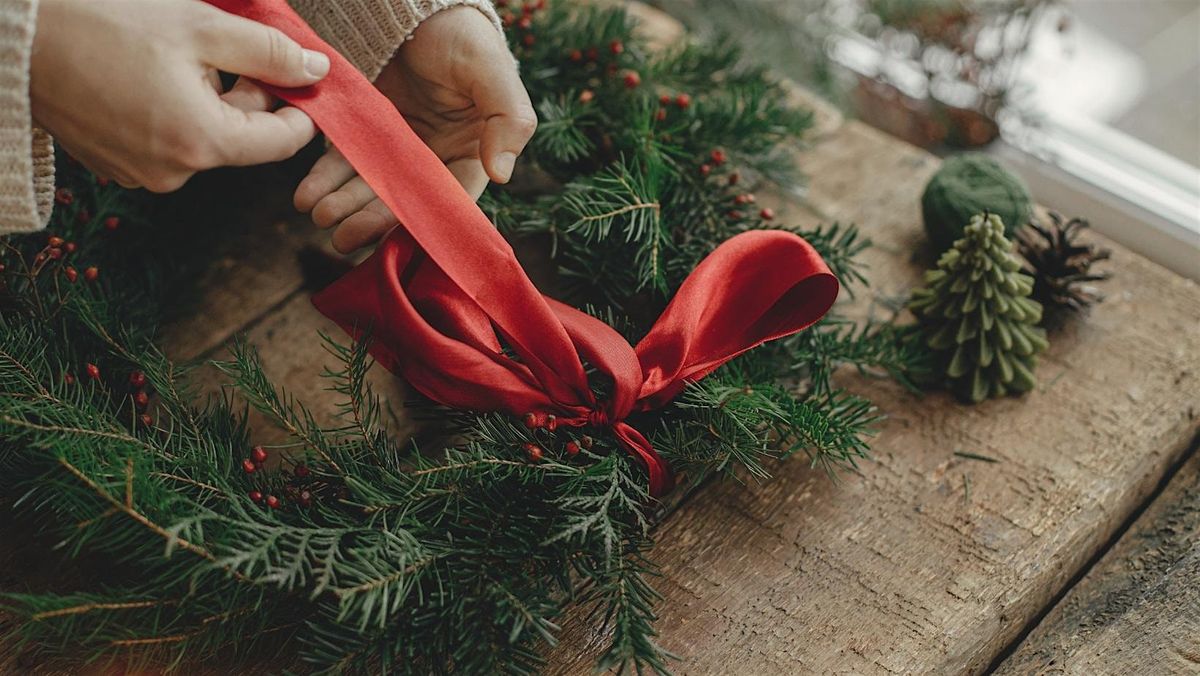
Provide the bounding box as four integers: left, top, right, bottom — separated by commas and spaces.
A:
0, 4, 927, 673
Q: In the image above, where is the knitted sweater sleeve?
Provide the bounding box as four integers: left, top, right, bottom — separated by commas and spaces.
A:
0, 0, 54, 235
289, 0, 503, 82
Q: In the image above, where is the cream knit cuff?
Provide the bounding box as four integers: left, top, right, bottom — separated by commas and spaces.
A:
295, 0, 504, 82
0, 0, 53, 234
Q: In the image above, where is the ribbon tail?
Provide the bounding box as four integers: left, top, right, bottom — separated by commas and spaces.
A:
612, 422, 673, 498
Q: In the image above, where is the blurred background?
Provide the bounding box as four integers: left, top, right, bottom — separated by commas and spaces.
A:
650, 0, 1200, 278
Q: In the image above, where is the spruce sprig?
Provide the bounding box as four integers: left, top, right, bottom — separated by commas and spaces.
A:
0, 3, 931, 673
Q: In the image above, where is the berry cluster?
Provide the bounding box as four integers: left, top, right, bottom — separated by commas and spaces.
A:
696, 151, 777, 222
520, 411, 594, 462
241, 445, 318, 510
26, 229, 100, 285
499, 0, 546, 47
62, 364, 156, 428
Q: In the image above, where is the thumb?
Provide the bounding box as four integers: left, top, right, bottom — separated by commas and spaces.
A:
472, 60, 538, 184
197, 7, 330, 88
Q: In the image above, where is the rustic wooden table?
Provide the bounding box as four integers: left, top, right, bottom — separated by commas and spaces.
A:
3, 4, 1198, 675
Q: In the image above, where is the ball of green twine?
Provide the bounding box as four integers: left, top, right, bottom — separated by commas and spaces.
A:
921, 154, 1033, 251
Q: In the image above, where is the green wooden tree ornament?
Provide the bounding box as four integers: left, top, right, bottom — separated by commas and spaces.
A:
909, 213, 1049, 403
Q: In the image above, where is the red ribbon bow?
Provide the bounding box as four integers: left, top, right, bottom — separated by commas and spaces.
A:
207, 0, 839, 496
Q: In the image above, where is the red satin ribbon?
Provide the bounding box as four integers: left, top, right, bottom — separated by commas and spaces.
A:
206, 0, 839, 497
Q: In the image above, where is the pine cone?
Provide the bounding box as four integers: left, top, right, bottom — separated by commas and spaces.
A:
1016, 212, 1111, 312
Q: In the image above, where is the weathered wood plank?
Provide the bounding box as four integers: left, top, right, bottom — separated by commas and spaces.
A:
545, 118, 1200, 674
156, 161, 337, 362
998, 448, 1200, 675
7, 5, 1200, 675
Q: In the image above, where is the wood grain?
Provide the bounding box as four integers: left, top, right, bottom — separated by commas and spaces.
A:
997, 449, 1200, 675
545, 120, 1200, 674
5, 4, 1200, 675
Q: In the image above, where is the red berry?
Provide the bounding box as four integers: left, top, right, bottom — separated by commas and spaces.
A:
298, 490, 312, 507
64, 373, 75, 385
495, 0, 507, 6
249, 490, 263, 503
760, 207, 776, 220
75, 209, 90, 225
565, 441, 580, 456
85, 363, 101, 380
523, 443, 544, 462
97, 177, 110, 187
622, 71, 641, 89
698, 164, 712, 177
728, 172, 740, 186
710, 149, 727, 165
242, 459, 257, 474
129, 370, 146, 388
727, 210, 744, 219
586, 47, 598, 61
47, 247, 62, 260
34, 252, 46, 264
580, 436, 594, 450
63, 266, 78, 283
609, 40, 624, 55
675, 93, 691, 109
54, 188, 73, 205
133, 390, 150, 409
103, 216, 120, 231
535, 0, 545, 8
251, 445, 268, 464
84, 266, 99, 282
517, 15, 531, 29
266, 495, 281, 509
502, 13, 515, 27
294, 463, 310, 479
139, 413, 153, 427
734, 193, 756, 205
578, 89, 594, 103
545, 414, 558, 432
522, 34, 535, 47
569, 49, 583, 62
64, 241, 76, 253
523, 412, 540, 429
48, 235, 64, 248
0, 263, 5, 273
659, 94, 671, 105
655, 108, 667, 122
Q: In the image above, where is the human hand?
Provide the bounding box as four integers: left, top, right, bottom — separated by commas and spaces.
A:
293, 7, 536, 254
30, 0, 330, 192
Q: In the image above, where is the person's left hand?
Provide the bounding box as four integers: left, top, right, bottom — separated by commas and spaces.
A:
293, 7, 537, 253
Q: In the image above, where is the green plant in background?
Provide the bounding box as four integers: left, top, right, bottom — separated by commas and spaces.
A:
0, 4, 928, 674
921, 154, 1033, 251
909, 213, 1048, 403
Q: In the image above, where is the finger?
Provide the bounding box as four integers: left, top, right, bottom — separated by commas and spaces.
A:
312, 176, 379, 229
196, 7, 330, 87
295, 148, 358, 212
213, 105, 317, 167
470, 55, 537, 184
221, 77, 273, 113
447, 158, 490, 200
332, 199, 398, 253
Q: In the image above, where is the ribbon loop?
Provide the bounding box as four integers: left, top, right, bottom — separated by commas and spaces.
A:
208, 0, 839, 497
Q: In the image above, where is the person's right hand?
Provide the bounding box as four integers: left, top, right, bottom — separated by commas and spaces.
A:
30, 0, 330, 192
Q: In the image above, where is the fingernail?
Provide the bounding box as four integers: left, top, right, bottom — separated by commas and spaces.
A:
303, 50, 330, 79
493, 152, 517, 183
